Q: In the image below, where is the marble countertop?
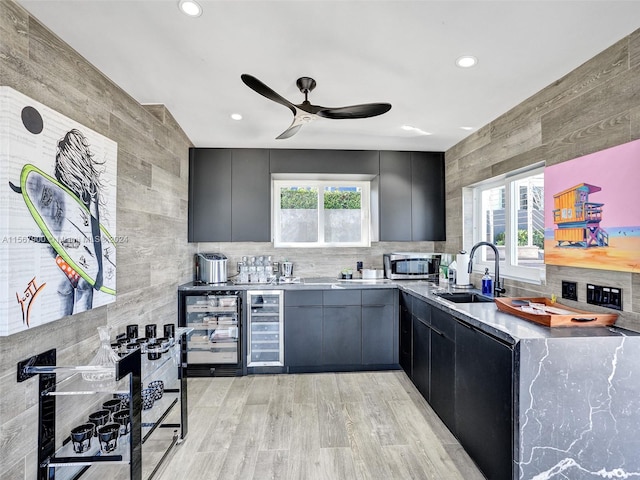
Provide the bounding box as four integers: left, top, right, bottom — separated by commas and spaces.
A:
398, 282, 638, 345
179, 279, 635, 345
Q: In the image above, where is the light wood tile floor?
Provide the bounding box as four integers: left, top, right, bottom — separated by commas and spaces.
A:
155, 371, 486, 480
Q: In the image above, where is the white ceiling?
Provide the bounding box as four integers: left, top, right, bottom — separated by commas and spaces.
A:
17, 0, 640, 151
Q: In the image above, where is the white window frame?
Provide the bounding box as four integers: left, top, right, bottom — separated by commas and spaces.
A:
273, 179, 371, 248
466, 165, 545, 284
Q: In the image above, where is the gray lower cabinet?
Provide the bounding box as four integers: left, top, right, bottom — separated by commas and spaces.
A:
411, 314, 431, 400
399, 291, 412, 375
284, 291, 323, 367
284, 288, 398, 371
362, 289, 398, 365
323, 306, 362, 365
429, 307, 456, 435
284, 305, 323, 367
323, 290, 362, 365
405, 293, 515, 480
455, 320, 514, 480
362, 304, 395, 364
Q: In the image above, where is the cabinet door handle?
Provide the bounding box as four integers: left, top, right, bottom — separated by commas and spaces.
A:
457, 320, 473, 330
430, 326, 444, 336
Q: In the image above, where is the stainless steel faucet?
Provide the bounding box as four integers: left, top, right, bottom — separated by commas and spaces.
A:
467, 241, 506, 297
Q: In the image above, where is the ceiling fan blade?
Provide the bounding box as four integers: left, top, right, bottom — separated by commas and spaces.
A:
241, 74, 297, 115
274, 108, 318, 139
276, 124, 302, 140
316, 103, 392, 119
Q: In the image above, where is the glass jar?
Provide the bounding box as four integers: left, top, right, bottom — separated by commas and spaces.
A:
82, 326, 119, 388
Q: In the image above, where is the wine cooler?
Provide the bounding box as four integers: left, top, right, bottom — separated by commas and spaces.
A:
246, 290, 284, 367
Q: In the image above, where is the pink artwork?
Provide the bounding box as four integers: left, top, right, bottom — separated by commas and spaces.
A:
544, 138, 640, 273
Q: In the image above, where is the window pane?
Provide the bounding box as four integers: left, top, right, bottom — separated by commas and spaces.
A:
480, 186, 506, 262
323, 186, 362, 243
279, 186, 318, 243
513, 173, 544, 266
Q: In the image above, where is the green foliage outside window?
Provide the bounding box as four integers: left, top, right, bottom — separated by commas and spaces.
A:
281, 189, 361, 209
280, 189, 318, 209
494, 229, 544, 249
324, 191, 361, 209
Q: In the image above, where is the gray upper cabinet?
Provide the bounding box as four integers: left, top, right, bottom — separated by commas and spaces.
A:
189, 148, 270, 242
231, 149, 271, 241
411, 152, 445, 241
379, 151, 412, 241
189, 148, 444, 242
269, 149, 379, 174
379, 151, 445, 241
189, 148, 232, 242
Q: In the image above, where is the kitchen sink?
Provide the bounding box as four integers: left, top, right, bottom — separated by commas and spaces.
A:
435, 292, 494, 303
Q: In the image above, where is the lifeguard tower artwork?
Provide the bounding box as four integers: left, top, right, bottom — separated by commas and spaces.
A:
544, 138, 640, 273
552, 183, 608, 248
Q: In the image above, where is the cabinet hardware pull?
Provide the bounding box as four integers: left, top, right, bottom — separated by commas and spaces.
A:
431, 326, 444, 336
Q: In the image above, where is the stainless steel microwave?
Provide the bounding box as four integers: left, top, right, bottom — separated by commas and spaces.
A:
383, 253, 441, 280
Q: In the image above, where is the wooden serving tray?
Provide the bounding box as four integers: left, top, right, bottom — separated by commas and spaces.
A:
494, 297, 618, 327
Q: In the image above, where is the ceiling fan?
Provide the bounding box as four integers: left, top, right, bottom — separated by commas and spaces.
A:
241, 74, 392, 139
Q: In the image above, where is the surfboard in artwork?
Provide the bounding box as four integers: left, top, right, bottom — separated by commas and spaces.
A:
19, 164, 116, 295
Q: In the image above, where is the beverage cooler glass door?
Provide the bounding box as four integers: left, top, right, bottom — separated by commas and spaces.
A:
247, 290, 284, 366
185, 293, 240, 364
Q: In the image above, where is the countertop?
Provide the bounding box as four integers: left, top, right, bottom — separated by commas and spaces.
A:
178, 279, 635, 345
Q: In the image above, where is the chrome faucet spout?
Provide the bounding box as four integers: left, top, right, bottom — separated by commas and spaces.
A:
467, 241, 506, 297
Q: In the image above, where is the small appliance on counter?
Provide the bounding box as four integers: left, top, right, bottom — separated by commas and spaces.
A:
362, 268, 384, 279
383, 252, 441, 281
454, 250, 472, 289
195, 253, 228, 284
279, 261, 300, 283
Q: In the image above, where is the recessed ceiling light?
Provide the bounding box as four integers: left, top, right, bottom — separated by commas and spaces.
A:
178, 0, 202, 17
460, 126, 474, 131
456, 55, 478, 68
230, 113, 243, 121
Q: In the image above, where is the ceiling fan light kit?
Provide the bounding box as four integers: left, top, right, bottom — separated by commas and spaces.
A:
241, 74, 392, 139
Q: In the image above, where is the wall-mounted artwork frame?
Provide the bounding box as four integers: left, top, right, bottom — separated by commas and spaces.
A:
0, 87, 118, 336
544, 138, 640, 273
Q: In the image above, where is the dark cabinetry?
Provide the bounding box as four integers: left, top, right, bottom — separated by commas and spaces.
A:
362, 289, 398, 365
399, 292, 412, 375
455, 321, 514, 480
269, 149, 379, 174
284, 291, 323, 367
411, 298, 431, 400
379, 151, 445, 241
403, 292, 514, 480
188, 148, 270, 242
429, 307, 457, 435
284, 288, 398, 371
323, 289, 362, 365
189, 148, 445, 243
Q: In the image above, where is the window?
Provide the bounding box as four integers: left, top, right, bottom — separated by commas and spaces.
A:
273, 179, 370, 247
467, 166, 544, 283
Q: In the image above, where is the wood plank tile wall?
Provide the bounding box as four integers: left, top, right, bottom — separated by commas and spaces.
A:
445, 28, 640, 331
0, 2, 196, 478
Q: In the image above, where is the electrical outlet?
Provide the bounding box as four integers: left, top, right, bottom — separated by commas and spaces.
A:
562, 281, 578, 301
586, 283, 622, 311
